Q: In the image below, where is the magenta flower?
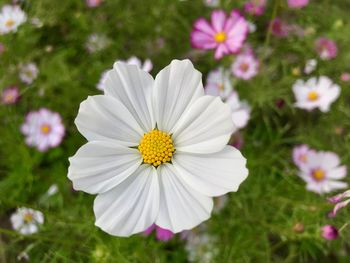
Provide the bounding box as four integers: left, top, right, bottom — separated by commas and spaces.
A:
86, 0, 103, 8
244, 0, 267, 16
144, 224, 174, 242
270, 18, 289, 37
315, 37, 338, 60
190, 10, 249, 60
1, 86, 20, 105
287, 0, 309, 8
321, 225, 338, 240
21, 108, 65, 152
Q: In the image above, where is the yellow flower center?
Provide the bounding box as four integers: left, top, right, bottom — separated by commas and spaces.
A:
138, 129, 175, 167
41, 124, 51, 134
214, 32, 227, 43
5, 19, 15, 28
312, 168, 325, 181
307, 91, 318, 101
23, 213, 33, 223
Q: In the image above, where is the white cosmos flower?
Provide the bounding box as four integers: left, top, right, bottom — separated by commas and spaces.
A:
10, 207, 44, 235
226, 91, 251, 129
0, 5, 27, 35
298, 151, 347, 194
68, 59, 248, 237
293, 76, 340, 112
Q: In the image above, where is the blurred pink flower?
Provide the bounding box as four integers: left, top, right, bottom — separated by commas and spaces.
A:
270, 18, 289, 37
244, 0, 266, 16
205, 67, 232, 100
190, 10, 249, 60
226, 91, 251, 130
340, 72, 350, 82
321, 225, 338, 240
297, 150, 347, 194
86, 0, 103, 8
144, 224, 174, 241
328, 189, 350, 217
292, 144, 316, 168
315, 37, 338, 60
231, 53, 259, 80
287, 0, 309, 8
21, 108, 65, 152
1, 86, 20, 105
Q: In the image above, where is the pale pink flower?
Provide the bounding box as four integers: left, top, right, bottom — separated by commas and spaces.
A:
10, 207, 44, 235
204, 67, 232, 99
86, 0, 103, 8
191, 10, 249, 60
231, 53, 259, 80
244, 0, 267, 16
0, 5, 26, 35
292, 144, 316, 168
298, 151, 347, 194
340, 72, 350, 82
1, 86, 20, 105
226, 91, 251, 130
315, 37, 338, 60
21, 108, 65, 152
19, 63, 39, 85
328, 189, 350, 217
270, 18, 289, 37
321, 225, 338, 240
144, 224, 174, 241
293, 76, 340, 112
287, 0, 309, 8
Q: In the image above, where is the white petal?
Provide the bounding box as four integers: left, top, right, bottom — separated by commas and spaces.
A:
327, 166, 347, 180
94, 165, 159, 237
172, 146, 248, 197
104, 62, 155, 132
172, 96, 235, 154
154, 59, 204, 133
68, 141, 142, 194
156, 164, 213, 233
75, 95, 144, 146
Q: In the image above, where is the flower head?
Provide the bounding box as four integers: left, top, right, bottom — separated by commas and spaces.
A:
293, 76, 340, 112
226, 91, 251, 129
340, 72, 350, 82
190, 10, 249, 60
204, 67, 232, 99
86, 0, 103, 8
68, 60, 248, 236
144, 224, 174, 241
85, 33, 110, 53
321, 225, 338, 240
231, 53, 259, 80
315, 37, 337, 60
0, 5, 26, 35
304, 59, 317, 75
292, 144, 315, 168
21, 108, 65, 152
270, 18, 289, 37
10, 207, 44, 235
244, 0, 267, 16
1, 86, 20, 105
19, 63, 39, 85
297, 151, 347, 194
287, 0, 309, 8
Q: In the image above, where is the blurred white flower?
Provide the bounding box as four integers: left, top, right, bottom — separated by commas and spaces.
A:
19, 63, 39, 85
293, 76, 340, 112
247, 21, 257, 33
304, 59, 317, 75
10, 207, 44, 235
203, 0, 219, 7
226, 91, 251, 130
85, 33, 110, 53
124, 56, 153, 73
47, 184, 59, 196
298, 151, 347, 194
0, 5, 26, 35
205, 67, 232, 100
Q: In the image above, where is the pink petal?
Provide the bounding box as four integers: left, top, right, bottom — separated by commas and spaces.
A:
211, 10, 226, 32
190, 31, 217, 49
193, 18, 216, 36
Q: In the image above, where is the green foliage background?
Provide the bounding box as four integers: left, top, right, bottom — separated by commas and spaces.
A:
1, 0, 350, 262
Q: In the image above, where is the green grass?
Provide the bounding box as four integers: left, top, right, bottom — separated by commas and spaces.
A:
1, 0, 350, 262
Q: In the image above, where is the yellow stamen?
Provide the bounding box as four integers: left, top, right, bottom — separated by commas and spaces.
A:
23, 213, 33, 223
214, 32, 227, 43
307, 91, 318, 101
41, 124, 51, 134
312, 168, 325, 181
138, 129, 175, 167
5, 19, 15, 28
